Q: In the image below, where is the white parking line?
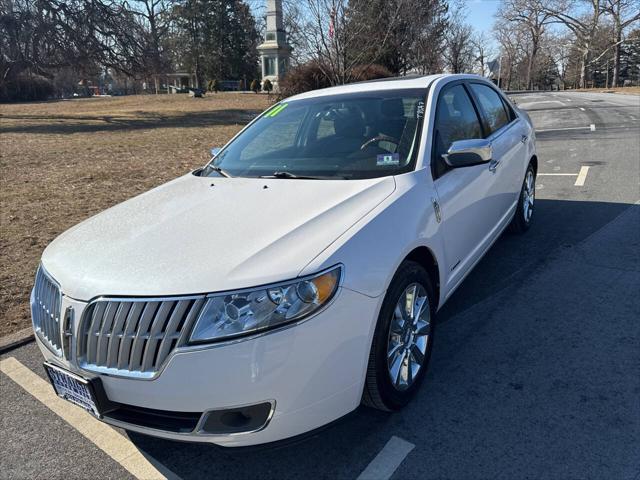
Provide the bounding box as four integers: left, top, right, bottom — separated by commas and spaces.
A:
535, 126, 592, 133
575, 166, 590, 186
356, 436, 415, 480
0, 357, 178, 480
537, 173, 577, 176
538, 167, 591, 187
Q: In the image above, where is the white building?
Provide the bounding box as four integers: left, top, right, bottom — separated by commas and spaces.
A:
257, 0, 291, 91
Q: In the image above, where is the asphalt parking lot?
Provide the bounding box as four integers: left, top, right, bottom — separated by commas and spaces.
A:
1, 91, 639, 480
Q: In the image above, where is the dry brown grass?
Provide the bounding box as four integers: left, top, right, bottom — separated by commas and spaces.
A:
0, 93, 272, 337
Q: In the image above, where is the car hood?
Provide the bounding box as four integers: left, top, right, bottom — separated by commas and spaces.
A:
42, 173, 396, 300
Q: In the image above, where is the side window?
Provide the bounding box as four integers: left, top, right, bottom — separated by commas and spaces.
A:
469, 83, 510, 134
432, 84, 483, 179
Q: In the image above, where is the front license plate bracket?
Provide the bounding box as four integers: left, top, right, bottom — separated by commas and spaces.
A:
44, 362, 116, 416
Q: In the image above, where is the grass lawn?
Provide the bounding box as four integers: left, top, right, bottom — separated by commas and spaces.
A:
0, 92, 273, 337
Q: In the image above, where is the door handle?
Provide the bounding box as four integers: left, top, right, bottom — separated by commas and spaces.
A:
521, 135, 528, 144
489, 159, 501, 172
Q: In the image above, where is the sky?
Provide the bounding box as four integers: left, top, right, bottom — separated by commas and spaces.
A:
465, 0, 501, 36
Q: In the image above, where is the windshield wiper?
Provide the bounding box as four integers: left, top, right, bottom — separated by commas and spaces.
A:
209, 165, 232, 178
260, 171, 346, 180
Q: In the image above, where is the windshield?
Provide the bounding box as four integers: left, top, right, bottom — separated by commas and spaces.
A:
202, 89, 427, 180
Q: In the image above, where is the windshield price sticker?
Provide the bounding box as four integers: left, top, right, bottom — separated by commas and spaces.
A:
377, 153, 400, 166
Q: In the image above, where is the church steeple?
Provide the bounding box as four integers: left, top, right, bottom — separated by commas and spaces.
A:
258, 0, 291, 91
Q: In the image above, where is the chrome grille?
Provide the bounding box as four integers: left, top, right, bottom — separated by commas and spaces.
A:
31, 267, 63, 356
78, 296, 206, 377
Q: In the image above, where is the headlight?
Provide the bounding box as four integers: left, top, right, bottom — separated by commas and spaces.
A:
189, 266, 342, 343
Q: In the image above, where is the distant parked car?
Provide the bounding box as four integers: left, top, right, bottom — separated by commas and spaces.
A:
32, 74, 537, 447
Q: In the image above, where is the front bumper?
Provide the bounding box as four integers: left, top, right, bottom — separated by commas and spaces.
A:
36, 287, 381, 447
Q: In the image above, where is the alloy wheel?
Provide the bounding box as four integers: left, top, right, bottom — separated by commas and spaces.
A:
386, 283, 431, 391
523, 169, 535, 222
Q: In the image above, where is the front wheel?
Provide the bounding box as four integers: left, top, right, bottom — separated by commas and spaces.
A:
509, 163, 536, 233
362, 261, 435, 411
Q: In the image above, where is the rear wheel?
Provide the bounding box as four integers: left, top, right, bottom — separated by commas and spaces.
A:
509, 163, 536, 233
362, 261, 435, 411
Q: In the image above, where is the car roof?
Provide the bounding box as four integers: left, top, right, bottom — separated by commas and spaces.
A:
285, 74, 488, 102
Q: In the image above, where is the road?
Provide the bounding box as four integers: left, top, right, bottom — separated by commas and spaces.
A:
1, 91, 639, 480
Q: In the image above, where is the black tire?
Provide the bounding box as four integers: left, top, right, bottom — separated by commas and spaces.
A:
362, 261, 436, 411
509, 163, 536, 234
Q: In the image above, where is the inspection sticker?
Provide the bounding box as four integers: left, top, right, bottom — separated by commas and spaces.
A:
377, 153, 400, 166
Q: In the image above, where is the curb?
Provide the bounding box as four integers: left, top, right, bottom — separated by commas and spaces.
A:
0, 327, 35, 355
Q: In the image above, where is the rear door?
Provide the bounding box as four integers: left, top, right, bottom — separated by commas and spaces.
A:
467, 82, 527, 217
431, 82, 505, 292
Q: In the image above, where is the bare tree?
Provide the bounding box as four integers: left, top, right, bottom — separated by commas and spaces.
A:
547, 32, 576, 88
498, 0, 552, 89
297, 0, 405, 85
542, 0, 603, 88
602, 0, 640, 86
494, 17, 530, 88
471, 32, 496, 76
1, 0, 143, 85
443, 9, 474, 74
127, 0, 174, 90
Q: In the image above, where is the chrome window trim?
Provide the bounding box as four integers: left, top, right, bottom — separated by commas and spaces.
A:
76, 264, 344, 381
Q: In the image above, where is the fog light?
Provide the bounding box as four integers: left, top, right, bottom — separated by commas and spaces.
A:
199, 402, 274, 435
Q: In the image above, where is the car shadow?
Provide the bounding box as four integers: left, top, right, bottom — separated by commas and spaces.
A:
125, 198, 637, 479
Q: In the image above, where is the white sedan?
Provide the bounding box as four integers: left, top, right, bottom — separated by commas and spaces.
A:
32, 74, 536, 447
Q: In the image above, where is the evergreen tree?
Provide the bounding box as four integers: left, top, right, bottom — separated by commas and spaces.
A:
172, 0, 259, 87
619, 28, 640, 85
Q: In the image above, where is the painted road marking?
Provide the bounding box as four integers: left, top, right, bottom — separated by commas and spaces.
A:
538, 167, 590, 187
579, 107, 586, 111
575, 166, 590, 186
0, 357, 178, 480
357, 436, 415, 480
538, 173, 578, 176
590, 124, 596, 131
536, 126, 592, 133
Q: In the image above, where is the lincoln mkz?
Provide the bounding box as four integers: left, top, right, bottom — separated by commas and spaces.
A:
32, 74, 537, 446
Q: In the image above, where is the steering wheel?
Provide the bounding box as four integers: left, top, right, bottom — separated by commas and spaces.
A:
360, 134, 400, 151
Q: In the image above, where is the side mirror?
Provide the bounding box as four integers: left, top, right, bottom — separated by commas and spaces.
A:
443, 139, 492, 168
211, 147, 222, 157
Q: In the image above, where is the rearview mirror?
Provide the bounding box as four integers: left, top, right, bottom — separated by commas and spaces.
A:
443, 139, 492, 168
211, 147, 222, 157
